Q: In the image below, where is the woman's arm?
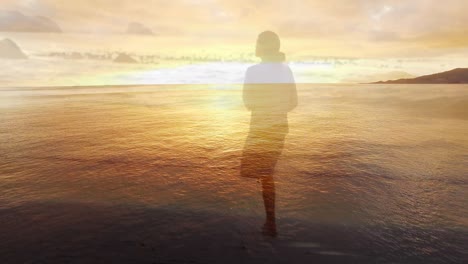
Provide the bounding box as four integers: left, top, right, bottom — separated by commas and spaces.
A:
243, 69, 254, 111
287, 67, 298, 112
288, 83, 298, 112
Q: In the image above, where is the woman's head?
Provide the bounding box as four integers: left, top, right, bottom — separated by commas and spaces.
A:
255, 31, 284, 62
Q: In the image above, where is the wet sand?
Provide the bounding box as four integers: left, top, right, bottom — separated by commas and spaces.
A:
2, 201, 465, 264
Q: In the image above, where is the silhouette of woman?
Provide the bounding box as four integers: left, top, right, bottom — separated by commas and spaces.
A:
241, 31, 297, 237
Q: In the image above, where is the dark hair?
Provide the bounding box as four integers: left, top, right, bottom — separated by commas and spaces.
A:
256, 31, 281, 57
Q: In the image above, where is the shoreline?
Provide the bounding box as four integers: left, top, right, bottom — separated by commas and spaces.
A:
1, 201, 465, 264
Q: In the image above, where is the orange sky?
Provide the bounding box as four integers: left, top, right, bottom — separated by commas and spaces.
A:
2, 0, 468, 58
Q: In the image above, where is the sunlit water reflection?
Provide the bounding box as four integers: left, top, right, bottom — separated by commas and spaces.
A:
1, 84, 467, 263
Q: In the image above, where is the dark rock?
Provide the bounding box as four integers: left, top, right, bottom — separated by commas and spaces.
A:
114, 53, 138, 63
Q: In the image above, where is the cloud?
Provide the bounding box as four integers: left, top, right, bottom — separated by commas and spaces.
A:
0, 0, 467, 57
368, 30, 400, 42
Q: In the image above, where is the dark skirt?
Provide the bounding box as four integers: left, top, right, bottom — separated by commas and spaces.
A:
240, 119, 288, 179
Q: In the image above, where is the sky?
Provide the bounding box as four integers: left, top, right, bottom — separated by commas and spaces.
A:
1, 0, 468, 86
2, 0, 468, 58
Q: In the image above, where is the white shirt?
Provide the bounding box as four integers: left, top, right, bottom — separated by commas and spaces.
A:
244, 63, 295, 84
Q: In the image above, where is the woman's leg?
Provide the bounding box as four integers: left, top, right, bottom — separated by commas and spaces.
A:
260, 135, 285, 237
261, 175, 277, 237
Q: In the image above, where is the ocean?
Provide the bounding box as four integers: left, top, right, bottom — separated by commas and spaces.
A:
1, 84, 467, 263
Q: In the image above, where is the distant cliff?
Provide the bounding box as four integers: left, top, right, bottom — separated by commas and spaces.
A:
342, 71, 415, 83
374, 68, 468, 84
0, 38, 27, 59
0, 10, 62, 33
